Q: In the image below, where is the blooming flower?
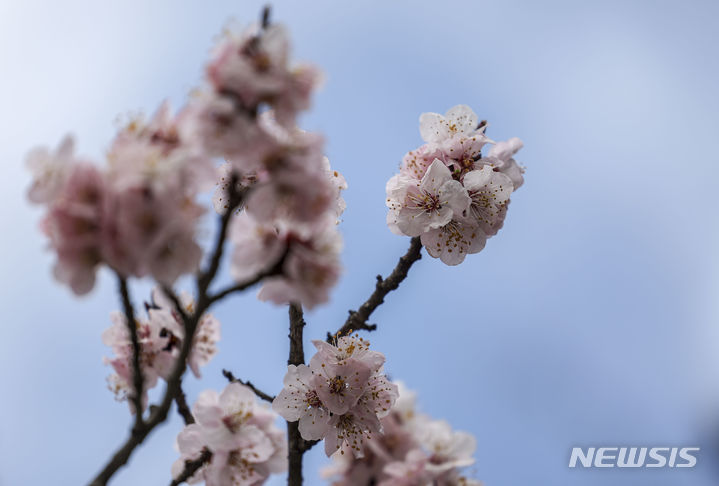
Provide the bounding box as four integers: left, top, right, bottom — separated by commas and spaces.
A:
103, 288, 221, 411
324, 382, 480, 485
387, 160, 470, 237
386, 105, 524, 266
172, 383, 287, 486
272, 364, 332, 440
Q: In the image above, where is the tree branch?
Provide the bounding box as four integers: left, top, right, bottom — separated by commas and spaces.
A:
117, 275, 144, 429
222, 369, 275, 402
207, 248, 287, 305
198, 174, 244, 295
330, 237, 422, 340
174, 379, 194, 425
287, 303, 307, 486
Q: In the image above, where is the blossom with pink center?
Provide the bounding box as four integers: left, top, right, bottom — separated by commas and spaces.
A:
272, 364, 332, 440
386, 160, 470, 237
462, 165, 513, 236
419, 105, 490, 160
308, 355, 372, 416
420, 219, 487, 266
172, 383, 287, 486
324, 406, 383, 458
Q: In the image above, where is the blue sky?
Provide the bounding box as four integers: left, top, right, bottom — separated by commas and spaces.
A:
1, 1, 718, 485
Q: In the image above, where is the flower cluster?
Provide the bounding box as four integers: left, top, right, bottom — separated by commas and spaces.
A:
272, 335, 398, 457
172, 382, 287, 486
386, 105, 524, 265
102, 288, 220, 412
323, 382, 480, 486
26, 102, 214, 294
26, 20, 346, 310
192, 23, 346, 310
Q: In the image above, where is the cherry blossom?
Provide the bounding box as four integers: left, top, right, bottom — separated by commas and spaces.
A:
387, 160, 470, 237
272, 364, 332, 440
419, 105, 490, 160
273, 335, 398, 459
172, 383, 287, 486
324, 382, 480, 485
386, 105, 524, 266
103, 289, 221, 411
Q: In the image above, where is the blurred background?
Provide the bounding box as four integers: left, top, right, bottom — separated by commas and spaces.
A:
1, 0, 718, 484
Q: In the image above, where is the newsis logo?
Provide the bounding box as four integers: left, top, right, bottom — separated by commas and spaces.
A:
569, 447, 700, 469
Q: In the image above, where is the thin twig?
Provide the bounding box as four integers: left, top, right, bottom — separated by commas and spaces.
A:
117, 275, 144, 429
169, 448, 212, 486
174, 380, 194, 425
207, 248, 287, 305
222, 369, 275, 403
330, 237, 422, 340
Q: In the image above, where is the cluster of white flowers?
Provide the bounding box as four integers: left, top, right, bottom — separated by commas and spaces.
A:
323, 382, 480, 486
102, 288, 220, 412
386, 105, 524, 265
172, 382, 287, 486
272, 335, 399, 457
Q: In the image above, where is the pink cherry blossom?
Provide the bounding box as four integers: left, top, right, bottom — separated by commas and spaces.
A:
308, 355, 372, 416
173, 383, 287, 486
272, 364, 331, 440
419, 105, 490, 160
463, 165, 513, 236
387, 160, 470, 237
420, 219, 487, 266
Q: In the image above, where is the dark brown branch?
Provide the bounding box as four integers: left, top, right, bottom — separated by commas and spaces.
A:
287, 303, 307, 486
117, 275, 144, 429
222, 369, 275, 403
174, 380, 194, 425
331, 237, 422, 340
169, 448, 212, 486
